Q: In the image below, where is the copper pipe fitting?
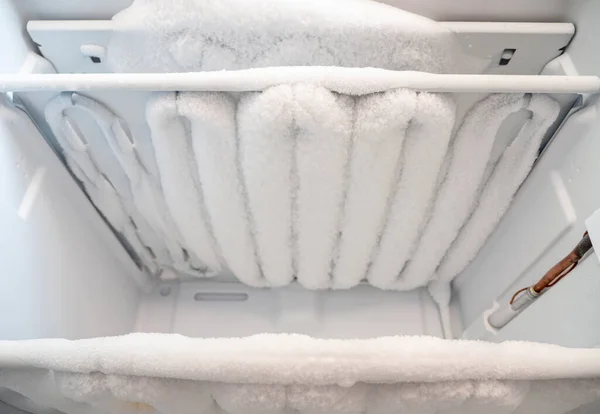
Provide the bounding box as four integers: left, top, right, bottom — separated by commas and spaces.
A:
510, 232, 592, 304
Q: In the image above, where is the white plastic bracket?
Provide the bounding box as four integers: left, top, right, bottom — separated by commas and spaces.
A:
26, 20, 574, 77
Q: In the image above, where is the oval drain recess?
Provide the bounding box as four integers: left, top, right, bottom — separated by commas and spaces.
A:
194, 292, 249, 302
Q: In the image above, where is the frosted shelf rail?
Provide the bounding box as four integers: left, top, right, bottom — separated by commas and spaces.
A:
1, 68, 600, 94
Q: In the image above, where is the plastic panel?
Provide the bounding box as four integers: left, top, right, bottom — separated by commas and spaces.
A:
0, 98, 144, 340
457, 0, 600, 345
0, 0, 35, 74
459, 99, 600, 347
26, 20, 573, 78
136, 282, 443, 338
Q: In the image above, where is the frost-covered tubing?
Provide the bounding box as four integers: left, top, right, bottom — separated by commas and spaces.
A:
45, 88, 559, 288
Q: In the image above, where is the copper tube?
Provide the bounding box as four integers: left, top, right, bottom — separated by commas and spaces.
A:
509, 232, 592, 305
532, 232, 591, 293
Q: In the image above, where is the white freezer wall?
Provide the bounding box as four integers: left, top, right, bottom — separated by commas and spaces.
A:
456, 98, 600, 345
456, 0, 600, 345
0, 0, 35, 74
0, 98, 143, 340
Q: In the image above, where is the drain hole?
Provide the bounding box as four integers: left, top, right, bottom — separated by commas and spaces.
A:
194, 292, 248, 302
90, 56, 101, 63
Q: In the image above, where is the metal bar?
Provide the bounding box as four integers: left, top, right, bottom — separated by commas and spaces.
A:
1, 68, 600, 94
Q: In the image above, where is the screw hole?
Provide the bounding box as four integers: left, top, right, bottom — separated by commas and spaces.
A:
159, 285, 172, 297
